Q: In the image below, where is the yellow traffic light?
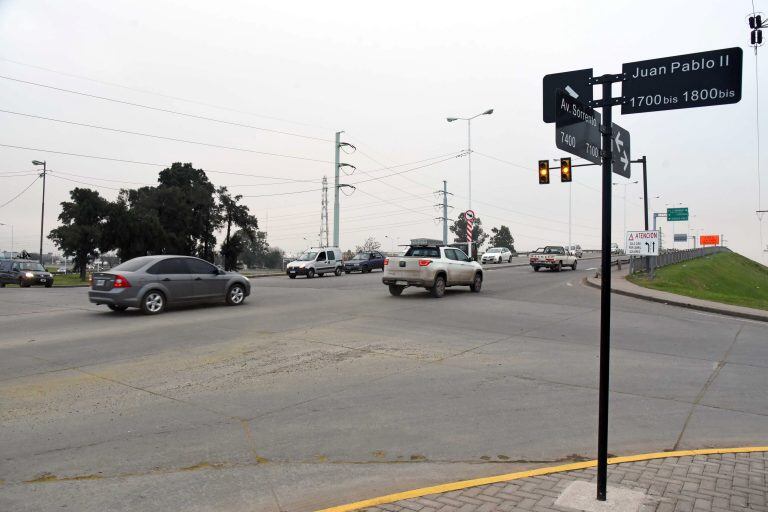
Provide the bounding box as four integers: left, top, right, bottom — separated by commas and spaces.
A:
560, 157, 572, 182
538, 160, 550, 184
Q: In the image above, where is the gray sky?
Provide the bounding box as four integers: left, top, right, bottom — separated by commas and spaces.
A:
0, 0, 766, 262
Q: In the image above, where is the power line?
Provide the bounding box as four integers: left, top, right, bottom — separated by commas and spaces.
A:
0, 108, 333, 164
0, 56, 330, 131
0, 175, 39, 209
0, 75, 333, 143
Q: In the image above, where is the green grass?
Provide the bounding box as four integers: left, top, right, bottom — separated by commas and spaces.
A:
628, 252, 768, 311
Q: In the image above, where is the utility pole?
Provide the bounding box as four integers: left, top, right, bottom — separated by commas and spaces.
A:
320, 176, 329, 247
435, 180, 453, 245
641, 156, 649, 230
332, 132, 356, 248
32, 160, 46, 264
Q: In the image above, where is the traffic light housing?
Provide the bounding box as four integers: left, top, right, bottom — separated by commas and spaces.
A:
749, 15, 762, 29
538, 160, 550, 184
752, 29, 763, 45
560, 157, 572, 182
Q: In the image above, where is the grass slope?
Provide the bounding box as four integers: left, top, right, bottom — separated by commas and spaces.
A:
628, 251, 768, 311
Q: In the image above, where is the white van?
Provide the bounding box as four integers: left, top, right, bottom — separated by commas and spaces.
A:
286, 247, 343, 278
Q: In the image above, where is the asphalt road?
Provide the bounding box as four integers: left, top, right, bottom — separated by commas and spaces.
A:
1, 257, 766, 511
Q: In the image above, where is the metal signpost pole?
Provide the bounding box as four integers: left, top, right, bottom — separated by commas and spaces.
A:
333, 131, 341, 247
596, 78, 614, 502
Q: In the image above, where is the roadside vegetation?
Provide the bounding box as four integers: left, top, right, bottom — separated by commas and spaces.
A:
628, 252, 768, 310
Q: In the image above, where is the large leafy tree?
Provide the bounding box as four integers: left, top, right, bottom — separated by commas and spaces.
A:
489, 225, 516, 252
49, 188, 111, 279
449, 212, 488, 259
101, 188, 166, 261
217, 186, 258, 270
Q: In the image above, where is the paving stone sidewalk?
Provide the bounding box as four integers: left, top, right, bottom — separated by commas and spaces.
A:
361, 451, 767, 512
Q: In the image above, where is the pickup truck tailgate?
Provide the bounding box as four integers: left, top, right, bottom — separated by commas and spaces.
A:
385, 258, 422, 279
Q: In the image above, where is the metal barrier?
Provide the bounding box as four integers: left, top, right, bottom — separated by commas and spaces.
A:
628, 246, 730, 275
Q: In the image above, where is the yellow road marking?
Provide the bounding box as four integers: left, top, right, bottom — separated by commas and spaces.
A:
316, 446, 768, 512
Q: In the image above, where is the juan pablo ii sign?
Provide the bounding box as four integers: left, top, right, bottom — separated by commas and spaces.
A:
622, 47, 742, 114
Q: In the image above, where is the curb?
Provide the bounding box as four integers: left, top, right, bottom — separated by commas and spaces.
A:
583, 277, 768, 323
316, 446, 768, 512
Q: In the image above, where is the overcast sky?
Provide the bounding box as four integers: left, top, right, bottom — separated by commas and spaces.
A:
0, 0, 766, 263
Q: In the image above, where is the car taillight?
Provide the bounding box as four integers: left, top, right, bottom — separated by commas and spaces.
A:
112, 275, 131, 288
383, 258, 389, 266
418, 259, 432, 267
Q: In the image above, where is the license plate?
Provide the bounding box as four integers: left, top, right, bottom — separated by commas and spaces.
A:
395, 280, 408, 286
96, 279, 105, 286
40, 278, 46, 282
289, 270, 296, 274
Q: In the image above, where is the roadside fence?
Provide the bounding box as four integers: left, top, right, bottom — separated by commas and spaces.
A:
628, 246, 730, 275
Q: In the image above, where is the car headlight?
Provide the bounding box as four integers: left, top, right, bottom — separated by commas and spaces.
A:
24, 272, 34, 278
299, 263, 306, 268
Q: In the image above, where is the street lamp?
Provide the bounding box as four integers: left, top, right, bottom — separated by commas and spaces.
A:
32, 160, 47, 264
612, 180, 638, 239
0, 222, 13, 257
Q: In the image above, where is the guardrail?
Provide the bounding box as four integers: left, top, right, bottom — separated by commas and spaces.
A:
628, 246, 730, 275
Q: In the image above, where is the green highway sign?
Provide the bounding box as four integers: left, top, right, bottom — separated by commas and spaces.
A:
667, 207, 689, 221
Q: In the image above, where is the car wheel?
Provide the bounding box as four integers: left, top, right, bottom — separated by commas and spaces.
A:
344, 270, 351, 274
533, 266, 540, 272
306, 268, 315, 279
469, 273, 482, 293
289, 274, 297, 279
335, 267, 342, 276
0, 282, 5, 288
45, 282, 53, 288
141, 290, 166, 315
430, 275, 446, 298
572, 260, 578, 270
388, 285, 405, 296
226, 284, 246, 306
508, 256, 513, 263
19, 279, 30, 288
107, 304, 128, 312
554, 263, 562, 272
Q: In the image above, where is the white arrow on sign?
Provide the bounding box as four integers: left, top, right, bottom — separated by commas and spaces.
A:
620, 151, 629, 173
615, 130, 624, 150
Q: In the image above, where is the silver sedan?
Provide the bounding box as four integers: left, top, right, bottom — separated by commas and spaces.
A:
88, 255, 251, 314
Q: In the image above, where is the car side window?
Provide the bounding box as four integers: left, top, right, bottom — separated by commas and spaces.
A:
444, 249, 458, 261
148, 258, 191, 274
454, 249, 469, 261
12, 263, 19, 271
185, 258, 217, 274
316, 251, 326, 261
327, 250, 335, 261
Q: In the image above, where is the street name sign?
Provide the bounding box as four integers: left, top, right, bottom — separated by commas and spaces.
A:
673, 233, 688, 242
625, 230, 660, 256
543, 68, 593, 123
667, 207, 689, 221
700, 234, 720, 246
611, 122, 631, 178
622, 47, 742, 114
555, 90, 602, 164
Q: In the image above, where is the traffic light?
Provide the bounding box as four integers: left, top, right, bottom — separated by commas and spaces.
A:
749, 14, 762, 29
752, 29, 763, 45
538, 160, 550, 184
560, 157, 572, 182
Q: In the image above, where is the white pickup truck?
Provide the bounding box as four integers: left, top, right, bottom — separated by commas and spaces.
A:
382, 238, 484, 298
529, 245, 578, 272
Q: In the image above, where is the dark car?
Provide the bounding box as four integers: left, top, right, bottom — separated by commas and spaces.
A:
0, 259, 54, 288
88, 255, 251, 314
344, 251, 385, 273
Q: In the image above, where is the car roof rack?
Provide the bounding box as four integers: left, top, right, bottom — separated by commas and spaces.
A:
409, 238, 445, 247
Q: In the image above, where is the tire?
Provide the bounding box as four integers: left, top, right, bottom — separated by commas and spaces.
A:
533, 266, 540, 272
140, 290, 166, 315
19, 279, 30, 288
388, 285, 405, 296
334, 267, 342, 276
306, 268, 315, 279
571, 260, 578, 271
226, 283, 246, 306
289, 274, 297, 279
45, 282, 53, 288
430, 275, 446, 298
344, 270, 351, 274
469, 272, 482, 293
362, 267, 370, 273
107, 304, 128, 312
508, 256, 513, 263
0, 282, 5, 288
554, 263, 562, 272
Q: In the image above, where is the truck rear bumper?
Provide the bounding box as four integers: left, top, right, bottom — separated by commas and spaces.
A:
382, 277, 430, 288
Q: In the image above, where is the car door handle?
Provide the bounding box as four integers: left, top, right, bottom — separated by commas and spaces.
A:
162, 278, 171, 281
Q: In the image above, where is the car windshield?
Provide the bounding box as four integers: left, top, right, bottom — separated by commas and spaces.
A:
297, 251, 318, 261
544, 247, 564, 254
18, 262, 45, 271
487, 248, 501, 253
112, 257, 154, 272
352, 253, 369, 260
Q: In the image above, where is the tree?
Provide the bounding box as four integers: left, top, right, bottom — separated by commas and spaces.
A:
101, 188, 165, 261
489, 225, 516, 253
217, 186, 258, 270
342, 249, 355, 261
48, 188, 111, 279
449, 212, 488, 259
354, 237, 381, 253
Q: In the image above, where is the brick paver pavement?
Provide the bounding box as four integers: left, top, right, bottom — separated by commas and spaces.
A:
360, 451, 767, 512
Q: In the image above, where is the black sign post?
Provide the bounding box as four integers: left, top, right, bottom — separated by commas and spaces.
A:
555, 90, 602, 164
622, 47, 742, 114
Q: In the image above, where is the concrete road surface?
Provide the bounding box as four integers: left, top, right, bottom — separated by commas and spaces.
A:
1, 257, 766, 511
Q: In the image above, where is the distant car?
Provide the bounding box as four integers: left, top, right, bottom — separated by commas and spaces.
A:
286, 247, 343, 278
566, 245, 583, 258
0, 259, 54, 288
529, 246, 578, 272
481, 247, 513, 264
344, 251, 385, 273
88, 255, 250, 314
610, 243, 623, 255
